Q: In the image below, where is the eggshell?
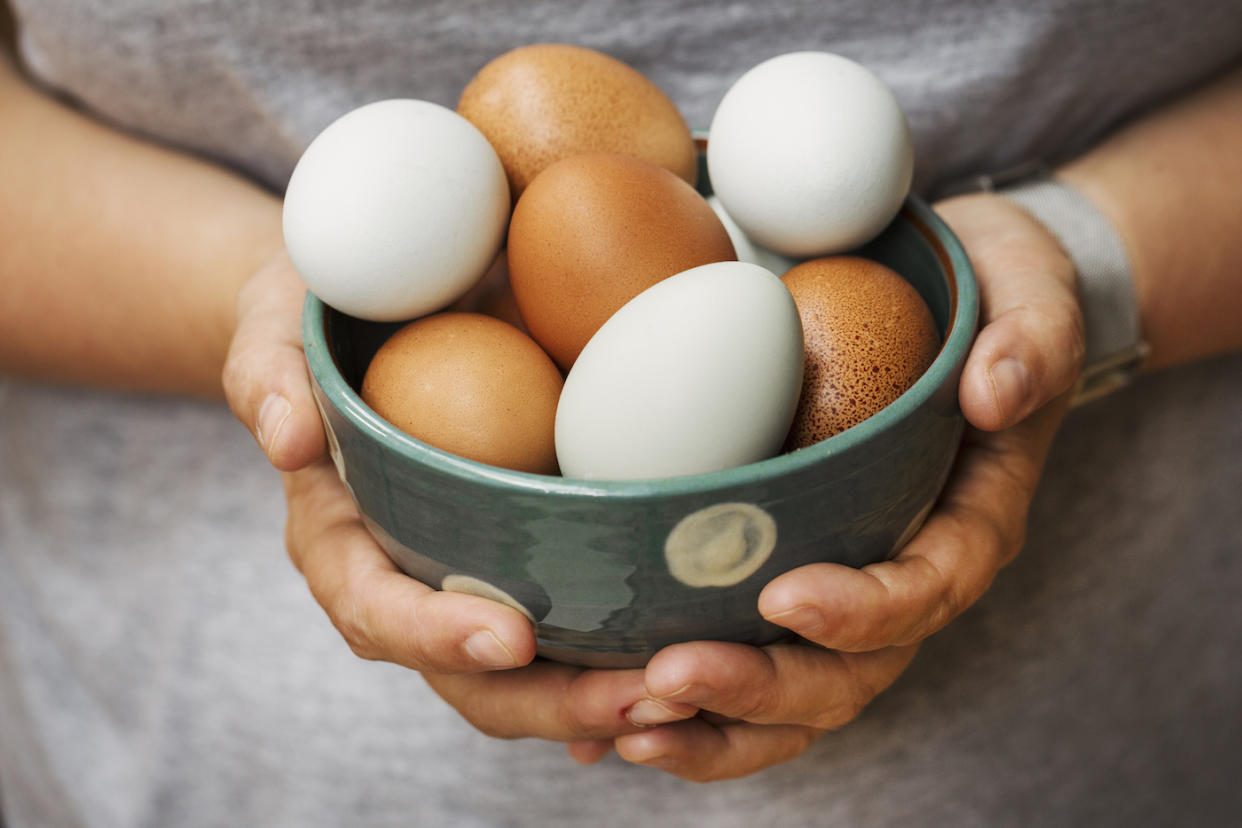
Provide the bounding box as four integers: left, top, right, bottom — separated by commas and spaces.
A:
361, 312, 562, 474
283, 99, 509, 322
707, 51, 913, 257
457, 43, 697, 198
555, 261, 804, 480
781, 256, 939, 449
508, 152, 736, 371
707, 195, 803, 277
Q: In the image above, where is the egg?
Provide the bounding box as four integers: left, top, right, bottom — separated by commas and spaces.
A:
555, 261, 804, 480
707, 51, 913, 257
508, 152, 736, 371
283, 99, 509, 322
781, 256, 939, 449
457, 43, 697, 199
707, 195, 803, 277
361, 312, 562, 474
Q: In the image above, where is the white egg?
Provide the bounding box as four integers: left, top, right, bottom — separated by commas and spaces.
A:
283, 99, 510, 322
707, 51, 913, 258
555, 261, 804, 480
706, 195, 803, 277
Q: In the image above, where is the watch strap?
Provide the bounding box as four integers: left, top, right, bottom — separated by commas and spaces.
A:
996, 174, 1149, 406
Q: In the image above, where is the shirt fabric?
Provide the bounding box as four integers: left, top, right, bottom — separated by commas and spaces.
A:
2, 2, 1241, 826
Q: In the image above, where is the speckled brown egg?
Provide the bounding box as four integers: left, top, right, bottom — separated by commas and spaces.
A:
361, 312, 562, 474
507, 152, 736, 371
456, 43, 697, 199
781, 256, 939, 449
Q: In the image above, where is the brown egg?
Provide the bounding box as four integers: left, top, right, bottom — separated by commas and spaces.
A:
361, 312, 562, 474
507, 152, 736, 371
456, 43, 697, 199
781, 256, 940, 449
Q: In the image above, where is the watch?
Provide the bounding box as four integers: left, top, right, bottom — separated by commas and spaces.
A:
975, 168, 1150, 406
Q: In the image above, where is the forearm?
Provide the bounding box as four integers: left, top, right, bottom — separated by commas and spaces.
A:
0, 55, 282, 397
1058, 62, 1242, 371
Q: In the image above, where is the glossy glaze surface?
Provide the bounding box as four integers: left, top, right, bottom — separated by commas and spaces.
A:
304, 193, 977, 667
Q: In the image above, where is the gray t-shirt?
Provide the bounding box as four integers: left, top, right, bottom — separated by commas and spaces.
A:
3, 2, 1241, 827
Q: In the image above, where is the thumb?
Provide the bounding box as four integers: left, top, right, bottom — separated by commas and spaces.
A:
223, 250, 327, 470
937, 193, 1086, 431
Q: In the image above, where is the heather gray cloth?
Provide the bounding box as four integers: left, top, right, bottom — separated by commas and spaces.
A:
3, 2, 1242, 826
12, 0, 1242, 199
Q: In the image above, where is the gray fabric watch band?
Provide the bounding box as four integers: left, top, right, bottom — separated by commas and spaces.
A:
997, 175, 1149, 405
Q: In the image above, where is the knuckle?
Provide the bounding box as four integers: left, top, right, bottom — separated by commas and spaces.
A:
326, 565, 384, 662
559, 674, 605, 739
335, 600, 381, 662
401, 596, 450, 671
814, 664, 874, 730
816, 688, 869, 730
931, 568, 967, 630
220, 335, 267, 419
1030, 297, 1087, 389
903, 552, 967, 642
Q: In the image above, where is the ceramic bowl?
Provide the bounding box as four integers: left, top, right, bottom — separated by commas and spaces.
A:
303, 177, 977, 668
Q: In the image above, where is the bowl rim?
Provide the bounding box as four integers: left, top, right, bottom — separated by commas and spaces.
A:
303, 194, 978, 499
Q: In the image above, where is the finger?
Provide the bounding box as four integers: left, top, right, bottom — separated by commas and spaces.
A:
960, 292, 1083, 431
614, 717, 820, 782
284, 458, 536, 672
937, 194, 1086, 430
640, 641, 917, 730
566, 740, 614, 765
759, 401, 1066, 652
223, 250, 326, 471
423, 663, 650, 742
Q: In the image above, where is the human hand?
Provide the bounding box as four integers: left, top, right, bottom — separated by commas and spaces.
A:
223, 250, 328, 472
223, 252, 544, 673
576, 192, 1087, 780
284, 451, 665, 740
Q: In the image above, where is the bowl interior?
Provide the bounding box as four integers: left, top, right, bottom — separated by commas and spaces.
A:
302, 156, 978, 666
306, 192, 974, 498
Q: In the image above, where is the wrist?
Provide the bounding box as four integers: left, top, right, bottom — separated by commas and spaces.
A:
990, 171, 1148, 405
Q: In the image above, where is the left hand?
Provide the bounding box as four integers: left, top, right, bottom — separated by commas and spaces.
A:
585, 191, 1086, 780
371, 191, 1085, 780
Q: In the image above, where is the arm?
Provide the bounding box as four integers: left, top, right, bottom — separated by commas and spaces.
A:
0, 51, 282, 396
1059, 63, 1242, 372
0, 31, 548, 680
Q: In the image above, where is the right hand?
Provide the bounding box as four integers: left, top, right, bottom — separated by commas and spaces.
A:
286, 456, 660, 742
223, 250, 537, 672
222, 251, 659, 743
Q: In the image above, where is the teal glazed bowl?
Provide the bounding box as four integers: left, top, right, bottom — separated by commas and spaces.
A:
303, 194, 977, 668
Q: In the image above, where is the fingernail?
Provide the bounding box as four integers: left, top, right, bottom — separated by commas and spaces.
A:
256, 394, 291, 453
988, 358, 1031, 424
627, 699, 690, 727
763, 604, 825, 635
464, 630, 518, 668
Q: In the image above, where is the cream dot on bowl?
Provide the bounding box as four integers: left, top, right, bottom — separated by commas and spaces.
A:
441, 574, 536, 623
664, 503, 777, 587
